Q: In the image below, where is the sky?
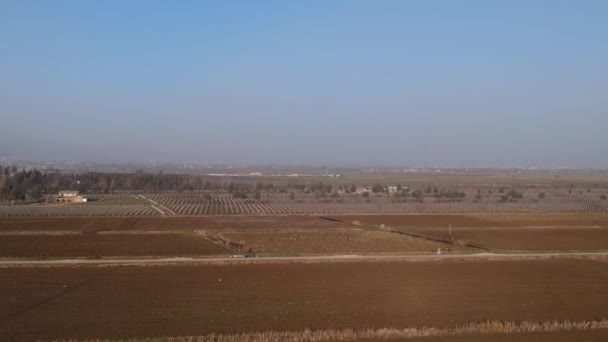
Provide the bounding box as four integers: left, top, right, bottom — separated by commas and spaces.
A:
1, 0, 607, 168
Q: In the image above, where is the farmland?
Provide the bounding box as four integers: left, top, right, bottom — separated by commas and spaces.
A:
334, 214, 608, 251
0, 216, 461, 257
401, 226, 608, 251
0, 231, 230, 258
218, 229, 451, 255
2, 214, 608, 258
2, 191, 607, 217
2, 259, 608, 341
2, 172, 608, 217
2, 172, 608, 341
4, 0, 608, 340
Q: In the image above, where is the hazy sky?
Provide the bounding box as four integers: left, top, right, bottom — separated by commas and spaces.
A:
1, 1, 607, 167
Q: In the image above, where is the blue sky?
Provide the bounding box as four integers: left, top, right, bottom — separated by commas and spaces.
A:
1, 0, 607, 167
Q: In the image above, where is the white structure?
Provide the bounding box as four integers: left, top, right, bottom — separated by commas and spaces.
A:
56, 191, 87, 203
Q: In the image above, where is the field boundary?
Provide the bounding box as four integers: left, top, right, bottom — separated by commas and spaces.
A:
64, 319, 608, 341
194, 230, 248, 253
2, 251, 608, 268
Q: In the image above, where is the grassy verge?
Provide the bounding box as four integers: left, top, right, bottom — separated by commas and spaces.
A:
59, 319, 608, 341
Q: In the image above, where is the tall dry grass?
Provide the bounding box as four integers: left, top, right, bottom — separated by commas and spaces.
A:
62, 318, 608, 342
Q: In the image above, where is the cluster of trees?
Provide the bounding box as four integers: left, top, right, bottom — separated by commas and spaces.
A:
338, 184, 358, 193
392, 188, 423, 202
393, 187, 412, 198
0, 168, 357, 202
431, 189, 466, 199
0, 168, 45, 202
306, 182, 334, 194
500, 189, 524, 203
0, 165, 18, 177
0, 169, 298, 202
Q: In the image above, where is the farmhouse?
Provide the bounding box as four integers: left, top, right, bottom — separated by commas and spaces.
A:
55, 190, 88, 203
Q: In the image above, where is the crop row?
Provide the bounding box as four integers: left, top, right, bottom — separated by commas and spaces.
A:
138, 193, 608, 215
1, 192, 607, 217
0, 205, 159, 217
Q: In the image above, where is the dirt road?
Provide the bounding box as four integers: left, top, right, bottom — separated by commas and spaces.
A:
136, 195, 176, 215
1, 251, 607, 267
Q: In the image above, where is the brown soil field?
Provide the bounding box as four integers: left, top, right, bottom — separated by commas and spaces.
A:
0, 215, 349, 232
334, 213, 608, 228
1, 259, 608, 341
403, 226, 608, 251
0, 233, 230, 258
3, 213, 608, 232
3, 215, 608, 257
332, 214, 608, 251
0, 216, 216, 232
377, 330, 608, 341
221, 229, 449, 255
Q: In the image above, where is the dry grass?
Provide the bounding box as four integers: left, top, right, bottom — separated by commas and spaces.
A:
61, 319, 608, 341
195, 230, 248, 252
219, 229, 445, 255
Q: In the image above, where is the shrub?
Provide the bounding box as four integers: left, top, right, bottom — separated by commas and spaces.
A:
371, 184, 384, 193
500, 189, 523, 203
410, 189, 424, 199
233, 191, 248, 199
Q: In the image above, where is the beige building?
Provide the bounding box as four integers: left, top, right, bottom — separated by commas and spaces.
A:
55, 190, 88, 203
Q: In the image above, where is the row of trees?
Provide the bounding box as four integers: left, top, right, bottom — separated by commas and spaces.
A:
0, 169, 215, 202
0, 169, 45, 202
0, 169, 349, 202
0, 165, 18, 177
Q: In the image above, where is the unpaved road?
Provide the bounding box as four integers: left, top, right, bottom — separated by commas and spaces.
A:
136, 194, 176, 215
1, 251, 607, 267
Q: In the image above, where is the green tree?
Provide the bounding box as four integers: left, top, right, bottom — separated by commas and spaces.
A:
411, 189, 423, 199
372, 184, 384, 193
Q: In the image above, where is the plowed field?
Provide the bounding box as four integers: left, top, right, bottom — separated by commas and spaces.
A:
1, 259, 608, 341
